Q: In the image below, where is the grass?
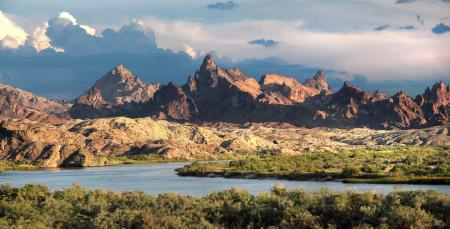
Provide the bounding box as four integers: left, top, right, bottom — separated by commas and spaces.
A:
177, 146, 450, 184
106, 155, 186, 165
0, 159, 40, 172
343, 176, 450, 184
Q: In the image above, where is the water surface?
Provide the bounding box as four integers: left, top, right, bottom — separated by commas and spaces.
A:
1, 162, 449, 196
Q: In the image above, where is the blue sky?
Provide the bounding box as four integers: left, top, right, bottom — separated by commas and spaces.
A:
0, 0, 449, 98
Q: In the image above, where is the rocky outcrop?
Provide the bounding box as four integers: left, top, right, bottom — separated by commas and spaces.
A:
0, 83, 70, 122
0, 117, 223, 167
259, 73, 321, 104
416, 81, 449, 125
304, 70, 332, 93
1, 117, 448, 168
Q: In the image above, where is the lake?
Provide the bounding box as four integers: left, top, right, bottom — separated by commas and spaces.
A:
1, 162, 449, 196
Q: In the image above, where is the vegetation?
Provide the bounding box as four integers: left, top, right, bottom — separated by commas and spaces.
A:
0, 183, 448, 229
106, 154, 185, 165
0, 159, 41, 172
177, 146, 450, 184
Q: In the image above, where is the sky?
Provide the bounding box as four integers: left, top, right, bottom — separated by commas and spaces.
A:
0, 0, 449, 99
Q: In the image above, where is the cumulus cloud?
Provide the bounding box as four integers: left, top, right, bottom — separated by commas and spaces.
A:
182, 44, 197, 58
206, 1, 238, 10
248, 39, 279, 48
432, 23, 450, 34
0, 11, 28, 49
42, 13, 157, 55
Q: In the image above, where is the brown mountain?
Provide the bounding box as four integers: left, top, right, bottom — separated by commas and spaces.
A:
0, 83, 70, 122
69, 64, 160, 119
65, 55, 449, 129
144, 82, 198, 120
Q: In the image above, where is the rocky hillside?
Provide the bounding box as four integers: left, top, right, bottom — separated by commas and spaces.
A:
0, 83, 70, 122
0, 117, 448, 167
68, 55, 449, 129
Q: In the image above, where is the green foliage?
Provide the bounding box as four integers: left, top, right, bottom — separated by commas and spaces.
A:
178, 146, 450, 184
0, 184, 448, 228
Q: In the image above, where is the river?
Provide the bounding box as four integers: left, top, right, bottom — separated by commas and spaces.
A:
1, 162, 449, 196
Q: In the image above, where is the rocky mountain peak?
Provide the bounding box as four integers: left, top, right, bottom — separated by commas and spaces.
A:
330, 82, 368, 105
200, 54, 218, 73
107, 64, 134, 81
340, 82, 364, 94
304, 70, 332, 93
74, 65, 159, 107
429, 81, 449, 106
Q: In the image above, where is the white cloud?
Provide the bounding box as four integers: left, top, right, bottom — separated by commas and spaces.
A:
182, 44, 197, 59
58, 11, 78, 25
80, 25, 96, 36
0, 11, 28, 49
27, 22, 51, 51
58, 11, 96, 35
141, 17, 450, 81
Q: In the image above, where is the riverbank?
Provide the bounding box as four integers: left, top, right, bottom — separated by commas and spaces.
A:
0, 183, 448, 228
0, 152, 197, 171
177, 146, 450, 185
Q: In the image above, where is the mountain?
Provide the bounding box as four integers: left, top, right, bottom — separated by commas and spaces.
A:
69, 64, 160, 118
58, 55, 450, 129
0, 83, 70, 122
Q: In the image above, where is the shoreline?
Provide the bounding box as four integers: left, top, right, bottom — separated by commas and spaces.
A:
176, 170, 450, 185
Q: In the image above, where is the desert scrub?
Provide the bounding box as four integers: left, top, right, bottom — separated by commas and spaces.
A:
177, 146, 450, 184
0, 159, 41, 171
0, 183, 448, 229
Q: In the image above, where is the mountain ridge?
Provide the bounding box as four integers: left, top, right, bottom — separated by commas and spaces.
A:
1, 55, 448, 130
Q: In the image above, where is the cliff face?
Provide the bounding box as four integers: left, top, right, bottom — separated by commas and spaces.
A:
144, 82, 198, 120
0, 83, 70, 122
64, 55, 449, 129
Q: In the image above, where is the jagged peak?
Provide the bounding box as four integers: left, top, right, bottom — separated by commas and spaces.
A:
431, 81, 446, 91
200, 54, 218, 73
313, 70, 326, 80
394, 91, 406, 98
304, 70, 331, 92
104, 64, 134, 81
340, 82, 362, 92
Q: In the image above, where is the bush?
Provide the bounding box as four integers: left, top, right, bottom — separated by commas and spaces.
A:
1, 184, 448, 229
342, 167, 360, 177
